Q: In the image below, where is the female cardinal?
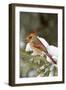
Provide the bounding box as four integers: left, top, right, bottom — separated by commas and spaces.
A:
26, 32, 57, 64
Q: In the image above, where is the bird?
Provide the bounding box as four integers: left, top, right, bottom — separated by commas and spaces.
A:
26, 32, 57, 64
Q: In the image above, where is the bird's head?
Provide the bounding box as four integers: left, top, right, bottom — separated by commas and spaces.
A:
26, 32, 37, 42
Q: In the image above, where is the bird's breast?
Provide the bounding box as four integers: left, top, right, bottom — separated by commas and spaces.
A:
29, 42, 44, 56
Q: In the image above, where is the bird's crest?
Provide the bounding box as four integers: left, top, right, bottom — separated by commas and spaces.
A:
30, 31, 37, 36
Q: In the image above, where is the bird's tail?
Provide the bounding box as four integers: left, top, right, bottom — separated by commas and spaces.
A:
46, 53, 57, 64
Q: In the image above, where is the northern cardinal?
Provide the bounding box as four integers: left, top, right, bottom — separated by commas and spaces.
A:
26, 32, 57, 64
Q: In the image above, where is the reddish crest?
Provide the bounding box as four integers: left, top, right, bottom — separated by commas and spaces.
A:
30, 31, 37, 35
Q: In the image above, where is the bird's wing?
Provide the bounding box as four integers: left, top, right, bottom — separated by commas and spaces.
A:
32, 38, 48, 53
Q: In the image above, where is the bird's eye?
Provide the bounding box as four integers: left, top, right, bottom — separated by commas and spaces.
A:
29, 36, 32, 39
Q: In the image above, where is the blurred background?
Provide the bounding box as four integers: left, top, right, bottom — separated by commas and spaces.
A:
20, 12, 58, 78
